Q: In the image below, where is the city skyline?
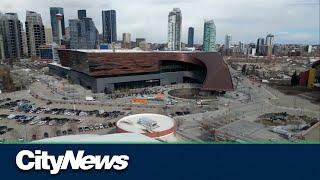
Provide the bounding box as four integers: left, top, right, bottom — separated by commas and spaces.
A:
0, 0, 319, 45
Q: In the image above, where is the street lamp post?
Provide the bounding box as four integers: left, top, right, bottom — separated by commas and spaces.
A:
24, 123, 27, 141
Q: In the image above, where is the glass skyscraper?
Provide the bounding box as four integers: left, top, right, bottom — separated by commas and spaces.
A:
256, 38, 265, 55
102, 10, 117, 44
78, 9, 87, 20
224, 34, 232, 49
168, 8, 182, 51
50, 7, 65, 44
188, 27, 194, 47
69, 17, 98, 49
203, 20, 216, 52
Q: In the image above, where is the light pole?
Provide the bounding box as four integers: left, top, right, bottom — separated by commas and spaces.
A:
24, 123, 27, 141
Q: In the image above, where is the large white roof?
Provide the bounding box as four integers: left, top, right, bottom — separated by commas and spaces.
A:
117, 113, 175, 134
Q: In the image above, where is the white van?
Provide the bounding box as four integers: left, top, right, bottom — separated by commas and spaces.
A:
85, 96, 95, 101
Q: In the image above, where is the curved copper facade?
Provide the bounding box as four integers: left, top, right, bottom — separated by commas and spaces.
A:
58, 50, 234, 91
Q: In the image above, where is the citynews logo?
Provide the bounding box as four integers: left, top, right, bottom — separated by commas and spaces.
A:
16, 150, 129, 175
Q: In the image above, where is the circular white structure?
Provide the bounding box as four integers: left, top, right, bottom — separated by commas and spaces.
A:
116, 113, 176, 138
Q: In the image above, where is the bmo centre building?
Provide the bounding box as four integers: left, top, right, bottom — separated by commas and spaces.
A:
49, 49, 234, 93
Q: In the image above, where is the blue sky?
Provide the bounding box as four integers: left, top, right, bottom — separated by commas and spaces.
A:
0, 0, 319, 44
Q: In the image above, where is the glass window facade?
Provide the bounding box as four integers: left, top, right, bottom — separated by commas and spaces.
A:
114, 79, 160, 91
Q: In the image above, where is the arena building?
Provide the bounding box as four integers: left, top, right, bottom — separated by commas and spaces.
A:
49, 49, 234, 93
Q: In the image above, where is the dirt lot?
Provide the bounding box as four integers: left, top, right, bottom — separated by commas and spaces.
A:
269, 84, 320, 104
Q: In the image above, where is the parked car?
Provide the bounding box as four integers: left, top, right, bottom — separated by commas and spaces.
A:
29, 119, 40, 125
37, 121, 47, 126
48, 120, 57, 126
102, 123, 109, 128
67, 129, 73, 135
78, 127, 84, 133
56, 130, 61, 136
94, 124, 100, 130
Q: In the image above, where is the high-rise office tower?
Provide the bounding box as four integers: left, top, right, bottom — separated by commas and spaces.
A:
203, 19, 216, 52
78, 9, 87, 20
65, 26, 70, 39
50, 7, 65, 44
25, 11, 46, 57
224, 34, 232, 49
68, 20, 79, 48
102, 10, 117, 43
266, 34, 274, 46
266, 34, 274, 56
238, 41, 244, 53
0, 13, 23, 60
45, 28, 53, 44
168, 8, 182, 51
0, 34, 5, 61
256, 38, 264, 55
136, 38, 145, 48
188, 27, 194, 47
69, 17, 98, 49
122, 33, 131, 49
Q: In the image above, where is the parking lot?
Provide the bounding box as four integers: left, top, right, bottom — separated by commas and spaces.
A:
0, 97, 128, 142
0, 88, 208, 142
